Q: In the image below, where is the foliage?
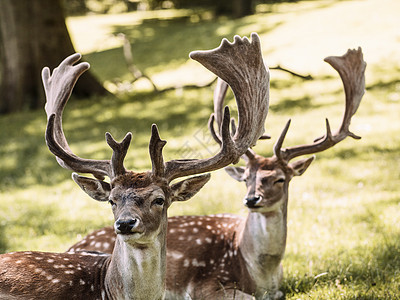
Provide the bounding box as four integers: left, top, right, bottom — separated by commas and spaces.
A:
63, 0, 253, 16
1, 0, 400, 298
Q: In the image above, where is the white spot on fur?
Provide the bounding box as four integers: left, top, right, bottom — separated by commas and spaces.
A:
169, 251, 183, 260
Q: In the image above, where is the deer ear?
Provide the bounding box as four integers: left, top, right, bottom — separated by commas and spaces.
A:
72, 173, 111, 202
170, 174, 211, 202
290, 156, 315, 176
225, 166, 246, 182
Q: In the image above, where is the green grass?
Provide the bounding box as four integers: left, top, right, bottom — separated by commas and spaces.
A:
1, 0, 400, 298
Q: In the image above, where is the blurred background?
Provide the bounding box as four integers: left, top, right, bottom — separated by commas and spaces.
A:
0, 0, 399, 298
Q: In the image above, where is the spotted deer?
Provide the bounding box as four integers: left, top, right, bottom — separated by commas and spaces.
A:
0, 33, 270, 299
66, 48, 366, 299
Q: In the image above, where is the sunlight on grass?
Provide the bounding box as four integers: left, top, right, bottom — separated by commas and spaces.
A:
1, 0, 400, 298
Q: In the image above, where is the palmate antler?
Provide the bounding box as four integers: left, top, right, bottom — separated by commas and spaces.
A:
274, 47, 366, 162
43, 54, 131, 180
208, 77, 271, 161
43, 33, 269, 184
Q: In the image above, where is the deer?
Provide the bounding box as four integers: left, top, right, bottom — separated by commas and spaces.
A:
65, 47, 366, 299
0, 33, 270, 299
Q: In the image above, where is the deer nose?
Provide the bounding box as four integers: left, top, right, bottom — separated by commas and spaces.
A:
115, 218, 139, 234
244, 195, 262, 208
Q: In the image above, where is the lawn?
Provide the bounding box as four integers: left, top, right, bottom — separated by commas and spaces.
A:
0, 0, 399, 298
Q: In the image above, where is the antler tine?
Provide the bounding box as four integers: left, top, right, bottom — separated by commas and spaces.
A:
106, 132, 132, 178
163, 33, 269, 182
149, 124, 167, 178
276, 47, 366, 162
208, 77, 229, 146
273, 119, 291, 160
213, 78, 229, 135
208, 113, 222, 146
43, 53, 116, 180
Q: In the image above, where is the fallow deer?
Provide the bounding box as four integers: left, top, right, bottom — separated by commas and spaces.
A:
67, 48, 366, 299
0, 33, 270, 299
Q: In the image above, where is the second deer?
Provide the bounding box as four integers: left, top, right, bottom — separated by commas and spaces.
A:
67, 48, 366, 299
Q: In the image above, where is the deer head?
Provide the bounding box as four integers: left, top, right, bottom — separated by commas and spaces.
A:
217, 47, 366, 212
43, 32, 269, 242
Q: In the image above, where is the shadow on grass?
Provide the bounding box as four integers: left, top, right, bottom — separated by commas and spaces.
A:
270, 95, 317, 114
84, 13, 282, 82
318, 143, 400, 162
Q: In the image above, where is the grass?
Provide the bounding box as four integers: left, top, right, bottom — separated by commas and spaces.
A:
1, 0, 400, 298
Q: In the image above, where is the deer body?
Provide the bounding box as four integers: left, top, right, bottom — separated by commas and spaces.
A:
0, 236, 163, 300
0, 251, 109, 299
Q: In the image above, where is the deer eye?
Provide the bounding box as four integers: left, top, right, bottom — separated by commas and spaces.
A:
274, 178, 285, 185
152, 197, 165, 206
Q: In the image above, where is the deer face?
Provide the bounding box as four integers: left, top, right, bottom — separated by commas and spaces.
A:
107, 172, 169, 244
225, 154, 314, 213
72, 171, 210, 244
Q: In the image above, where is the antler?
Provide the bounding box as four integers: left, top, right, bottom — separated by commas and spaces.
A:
274, 47, 366, 162
43, 53, 131, 180
151, 33, 270, 182
208, 77, 270, 161
44, 33, 269, 184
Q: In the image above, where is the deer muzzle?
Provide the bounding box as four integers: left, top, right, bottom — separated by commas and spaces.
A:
115, 217, 141, 235
243, 195, 263, 208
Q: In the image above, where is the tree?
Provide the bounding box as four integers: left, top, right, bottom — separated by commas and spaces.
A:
232, 0, 254, 18
0, 0, 106, 114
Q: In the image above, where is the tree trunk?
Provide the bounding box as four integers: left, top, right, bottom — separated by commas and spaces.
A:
0, 0, 107, 114
233, 0, 254, 18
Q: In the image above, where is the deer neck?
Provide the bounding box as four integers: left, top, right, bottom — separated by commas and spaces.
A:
239, 199, 288, 295
104, 230, 167, 300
